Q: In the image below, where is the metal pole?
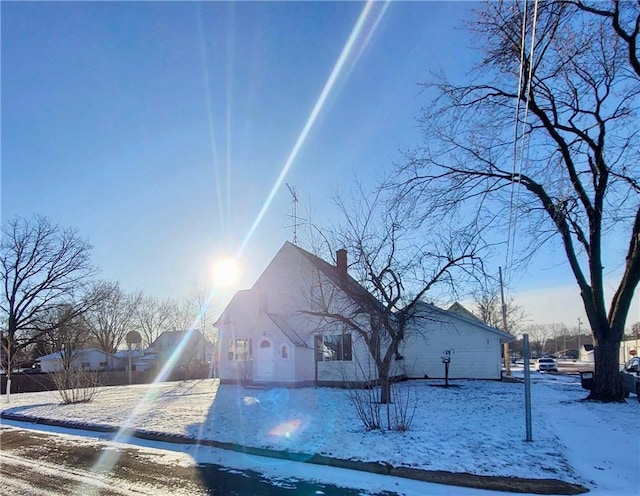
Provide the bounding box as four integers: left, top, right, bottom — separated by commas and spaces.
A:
577, 318, 582, 357
128, 342, 132, 385
499, 267, 511, 376
6, 332, 11, 404
523, 333, 533, 442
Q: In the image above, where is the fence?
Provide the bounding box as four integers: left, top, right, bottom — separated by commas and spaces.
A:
1, 366, 212, 395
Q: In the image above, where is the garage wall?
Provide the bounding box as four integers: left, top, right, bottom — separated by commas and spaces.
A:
399, 313, 503, 380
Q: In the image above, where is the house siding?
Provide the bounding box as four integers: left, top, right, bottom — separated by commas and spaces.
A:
37, 349, 122, 373
620, 339, 639, 365
315, 333, 380, 383
217, 243, 508, 387
400, 313, 502, 380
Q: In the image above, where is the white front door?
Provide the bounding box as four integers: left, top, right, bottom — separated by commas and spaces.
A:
255, 337, 274, 381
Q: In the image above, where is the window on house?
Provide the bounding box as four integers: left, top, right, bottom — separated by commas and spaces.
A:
99, 361, 107, 368
228, 339, 252, 361
315, 333, 352, 362
81, 361, 91, 369
281, 344, 289, 359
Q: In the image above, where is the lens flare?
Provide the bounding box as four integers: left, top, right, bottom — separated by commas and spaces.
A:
240, 0, 387, 252
80, 2, 389, 486
268, 419, 302, 438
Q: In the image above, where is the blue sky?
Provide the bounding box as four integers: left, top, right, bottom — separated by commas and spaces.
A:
2, 1, 635, 328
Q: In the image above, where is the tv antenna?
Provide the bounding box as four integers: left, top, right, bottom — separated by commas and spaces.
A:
286, 183, 303, 244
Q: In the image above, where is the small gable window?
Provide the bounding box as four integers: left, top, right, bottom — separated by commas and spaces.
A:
280, 344, 289, 359
260, 339, 271, 349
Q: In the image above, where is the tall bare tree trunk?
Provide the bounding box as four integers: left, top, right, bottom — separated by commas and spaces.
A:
589, 327, 625, 402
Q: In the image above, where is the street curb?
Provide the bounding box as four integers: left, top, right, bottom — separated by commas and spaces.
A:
0, 412, 589, 495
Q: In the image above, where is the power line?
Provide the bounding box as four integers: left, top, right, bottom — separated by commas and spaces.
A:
504, 0, 540, 289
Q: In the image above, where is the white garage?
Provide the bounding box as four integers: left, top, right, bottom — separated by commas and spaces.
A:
399, 302, 513, 380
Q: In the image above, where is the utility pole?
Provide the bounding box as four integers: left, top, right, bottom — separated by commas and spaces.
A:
523, 333, 533, 442
577, 317, 582, 356
499, 267, 511, 376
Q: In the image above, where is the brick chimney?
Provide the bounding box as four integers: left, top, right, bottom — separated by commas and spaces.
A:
336, 249, 347, 276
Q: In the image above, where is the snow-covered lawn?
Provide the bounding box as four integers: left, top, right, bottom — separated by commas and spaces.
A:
1, 372, 638, 495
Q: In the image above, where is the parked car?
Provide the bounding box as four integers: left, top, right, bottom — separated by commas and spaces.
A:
537, 357, 558, 372
621, 357, 640, 402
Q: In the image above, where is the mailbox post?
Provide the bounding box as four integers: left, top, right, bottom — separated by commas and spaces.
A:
441, 349, 454, 387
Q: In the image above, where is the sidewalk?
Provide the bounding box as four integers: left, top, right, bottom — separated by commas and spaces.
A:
1, 410, 588, 495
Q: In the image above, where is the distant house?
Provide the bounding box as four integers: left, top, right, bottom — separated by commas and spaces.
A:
446, 302, 483, 322
112, 329, 214, 376
36, 348, 125, 373
151, 329, 214, 373
579, 344, 594, 363
619, 338, 638, 364
215, 241, 513, 387
113, 348, 157, 372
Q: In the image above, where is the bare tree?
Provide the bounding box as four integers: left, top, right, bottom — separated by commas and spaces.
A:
1, 216, 99, 387
525, 323, 556, 357
132, 293, 173, 347
82, 282, 136, 354
49, 308, 100, 404
166, 298, 196, 334
394, 2, 639, 401
473, 290, 526, 335
188, 280, 217, 345
303, 185, 484, 404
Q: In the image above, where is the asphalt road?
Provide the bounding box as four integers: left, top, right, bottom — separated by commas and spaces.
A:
0, 426, 399, 496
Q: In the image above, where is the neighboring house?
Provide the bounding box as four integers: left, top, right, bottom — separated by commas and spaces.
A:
620, 338, 639, 365
36, 348, 125, 373
113, 348, 158, 372
151, 329, 214, 373
215, 241, 513, 387
399, 301, 513, 380
111, 329, 214, 375
579, 344, 595, 363
446, 302, 483, 322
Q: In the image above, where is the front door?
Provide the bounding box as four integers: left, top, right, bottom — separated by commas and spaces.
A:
255, 337, 274, 381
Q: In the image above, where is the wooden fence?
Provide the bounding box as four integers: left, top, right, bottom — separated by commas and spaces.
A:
1, 366, 212, 395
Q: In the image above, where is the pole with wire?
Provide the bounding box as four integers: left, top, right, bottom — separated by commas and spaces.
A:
499, 267, 511, 376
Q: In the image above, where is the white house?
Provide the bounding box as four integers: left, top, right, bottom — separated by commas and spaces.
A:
113, 329, 214, 373
579, 344, 595, 363
215, 241, 512, 387
36, 348, 125, 373
113, 348, 157, 372
399, 301, 513, 380
619, 338, 639, 364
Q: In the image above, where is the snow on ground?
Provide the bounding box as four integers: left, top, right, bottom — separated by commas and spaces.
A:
1, 372, 638, 495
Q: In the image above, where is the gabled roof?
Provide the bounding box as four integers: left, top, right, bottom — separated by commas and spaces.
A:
36, 348, 117, 361
447, 302, 481, 322
266, 313, 308, 347
408, 301, 514, 342
288, 242, 384, 313
152, 329, 209, 348
213, 289, 252, 327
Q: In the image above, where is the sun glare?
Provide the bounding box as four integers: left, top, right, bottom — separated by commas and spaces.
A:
214, 257, 239, 287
